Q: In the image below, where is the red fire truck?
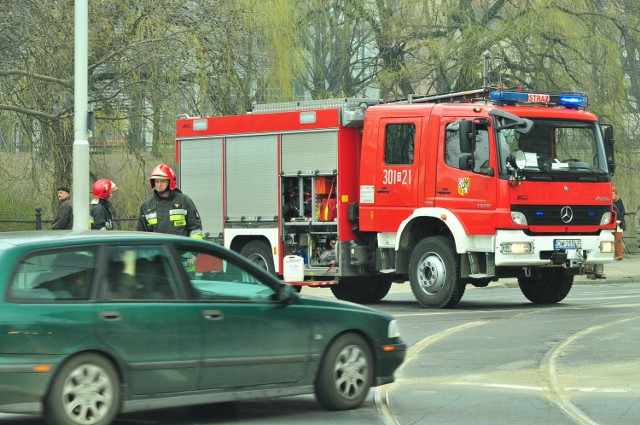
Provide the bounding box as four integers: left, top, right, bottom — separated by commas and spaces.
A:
175, 87, 617, 308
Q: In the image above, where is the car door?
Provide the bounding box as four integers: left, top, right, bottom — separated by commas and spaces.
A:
6, 247, 100, 354
175, 244, 313, 390
94, 244, 201, 395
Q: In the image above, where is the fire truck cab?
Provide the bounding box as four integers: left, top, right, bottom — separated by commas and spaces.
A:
175, 88, 617, 308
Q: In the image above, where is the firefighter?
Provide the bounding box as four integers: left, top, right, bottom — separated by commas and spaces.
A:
90, 179, 117, 230
136, 164, 203, 239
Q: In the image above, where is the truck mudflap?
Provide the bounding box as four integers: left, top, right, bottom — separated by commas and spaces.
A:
494, 229, 615, 268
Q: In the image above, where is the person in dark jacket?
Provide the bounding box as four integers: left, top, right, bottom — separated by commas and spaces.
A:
136, 164, 202, 238
51, 186, 73, 230
90, 179, 117, 230
612, 187, 626, 260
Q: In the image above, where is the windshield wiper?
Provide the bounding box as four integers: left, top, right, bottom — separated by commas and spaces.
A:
567, 164, 605, 182
523, 166, 555, 181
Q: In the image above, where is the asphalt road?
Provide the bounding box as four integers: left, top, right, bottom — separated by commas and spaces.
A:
3, 282, 639, 425
378, 282, 640, 425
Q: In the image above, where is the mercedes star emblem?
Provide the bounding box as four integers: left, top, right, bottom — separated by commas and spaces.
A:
560, 206, 573, 224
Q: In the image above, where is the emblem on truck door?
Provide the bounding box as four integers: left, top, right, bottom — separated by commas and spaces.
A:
458, 177, 470, 196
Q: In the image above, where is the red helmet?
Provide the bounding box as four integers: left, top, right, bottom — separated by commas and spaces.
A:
149, 163, 177, 190
93, 179, 117, 199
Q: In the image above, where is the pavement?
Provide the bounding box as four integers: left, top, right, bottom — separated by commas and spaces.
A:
379, 253, 640, 294
495, 253, 640, 288
360, 254, 640, 302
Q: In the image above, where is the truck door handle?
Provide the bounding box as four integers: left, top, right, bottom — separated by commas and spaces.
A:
437, 189, 451, 195
203, 310, 223, 321
99, 310, 121, 321
377, 188, 390, 193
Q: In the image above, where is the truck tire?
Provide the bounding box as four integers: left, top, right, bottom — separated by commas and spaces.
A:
240, 240, 275, 273
44, 353, 120, 425
371, 277, 392, 301
409, 236, 464, 308
518, 267, 573, 303
330, 276, 391, 303
315, 333, 373, 410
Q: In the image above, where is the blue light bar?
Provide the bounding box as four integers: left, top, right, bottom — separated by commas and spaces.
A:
490, 91, 528, 102
490, 90, 588, 108
558, 95, 587, 107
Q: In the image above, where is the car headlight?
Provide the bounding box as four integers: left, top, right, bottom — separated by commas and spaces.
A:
388, 320, 401, 338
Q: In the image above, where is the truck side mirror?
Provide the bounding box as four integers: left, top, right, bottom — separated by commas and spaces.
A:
458, 120, 476, 153
601, 124, 615, 175
459, 154, 475, 171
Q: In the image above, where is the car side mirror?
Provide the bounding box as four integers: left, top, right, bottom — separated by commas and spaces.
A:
276, 283, 299, 305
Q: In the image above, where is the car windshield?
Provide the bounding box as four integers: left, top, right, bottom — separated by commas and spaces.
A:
496, 118, 609, 182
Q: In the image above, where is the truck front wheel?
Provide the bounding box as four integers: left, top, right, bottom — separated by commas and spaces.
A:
409, 236, 464, 308
518, 268, 573, 304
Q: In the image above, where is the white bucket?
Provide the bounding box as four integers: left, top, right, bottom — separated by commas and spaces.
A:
283, 255, 304, 282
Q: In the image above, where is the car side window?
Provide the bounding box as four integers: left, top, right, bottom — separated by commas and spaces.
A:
175, 245, 276, 302
104, 245, 179, 301
10, 249, 97, 302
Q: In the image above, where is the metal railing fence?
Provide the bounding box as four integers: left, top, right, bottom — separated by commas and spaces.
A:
0, 207, 138, 232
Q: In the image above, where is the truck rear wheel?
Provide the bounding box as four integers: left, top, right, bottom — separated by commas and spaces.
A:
518, 268, 573, 303
331, 276, 391, 303
240, 240, 275, 273
409, 236, 464, 308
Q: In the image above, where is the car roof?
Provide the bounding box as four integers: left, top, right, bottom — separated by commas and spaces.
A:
0, 230, 199, 249
0, 231, 261, 274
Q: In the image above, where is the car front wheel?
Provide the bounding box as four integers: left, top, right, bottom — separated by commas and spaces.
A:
45, 353, 121, 425
315, 333, 373, 410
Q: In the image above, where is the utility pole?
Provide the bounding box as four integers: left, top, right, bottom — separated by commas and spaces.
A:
483, 52, 492, 88
72, 0, 90, 230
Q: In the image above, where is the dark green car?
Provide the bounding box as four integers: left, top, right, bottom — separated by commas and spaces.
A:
0, 231, 405, 425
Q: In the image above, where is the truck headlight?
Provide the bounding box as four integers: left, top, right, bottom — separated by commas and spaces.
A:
600, 241, 615, 253
511, 211, 528, 225
600, 211, 612, 225
500, 242, 532, 254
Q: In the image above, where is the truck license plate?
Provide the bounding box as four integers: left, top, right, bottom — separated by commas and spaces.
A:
554, 239, 581, 250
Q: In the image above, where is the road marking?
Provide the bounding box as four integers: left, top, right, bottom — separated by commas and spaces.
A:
375, 320, 489, 425
545, 315, 640, 425
451, 382, 629, 393
452, 382, 546, 391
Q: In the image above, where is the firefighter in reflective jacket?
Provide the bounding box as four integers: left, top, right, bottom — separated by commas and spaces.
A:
136, 164, 203, 239
90, 179, 117, 230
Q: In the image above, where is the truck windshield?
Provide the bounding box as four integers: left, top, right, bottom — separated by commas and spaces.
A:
496, 119, 609, 182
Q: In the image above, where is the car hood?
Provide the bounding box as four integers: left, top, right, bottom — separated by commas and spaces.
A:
298, 294, 393, 317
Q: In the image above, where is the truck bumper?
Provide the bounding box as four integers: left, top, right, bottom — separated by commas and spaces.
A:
494, 229, 615, 267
